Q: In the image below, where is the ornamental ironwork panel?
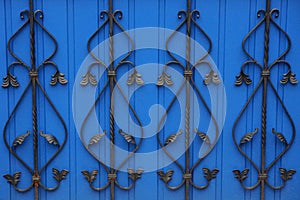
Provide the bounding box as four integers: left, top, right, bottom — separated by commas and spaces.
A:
2, 0, 69, 200
156, 0, 220, 200
79, 0, 144, 200
232, 0, 297, 199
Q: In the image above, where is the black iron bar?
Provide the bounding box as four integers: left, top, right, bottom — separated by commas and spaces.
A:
28, 0, 39, 199
260, 1, 271, 199
185, 1, 191, 199
109, 1, 115, 199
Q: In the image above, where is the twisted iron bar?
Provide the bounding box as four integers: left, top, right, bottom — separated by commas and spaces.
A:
232, 0, 297, 199
156, 0, 220, 199
2, 0, 69, 200
80, 0, 144, 199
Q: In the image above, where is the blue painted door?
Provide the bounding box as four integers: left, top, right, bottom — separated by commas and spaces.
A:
0, 0, 300, 200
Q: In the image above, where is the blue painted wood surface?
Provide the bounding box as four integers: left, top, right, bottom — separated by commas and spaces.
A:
0, 0, 300, 199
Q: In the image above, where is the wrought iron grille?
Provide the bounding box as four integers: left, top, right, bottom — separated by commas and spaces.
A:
156, 0, 220, 200
79, 0, 144, 200
2, 0, 69, 200
232, 0, 297, 199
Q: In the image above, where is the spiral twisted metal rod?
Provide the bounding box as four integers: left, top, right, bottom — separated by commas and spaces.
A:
79, 0, 144, 200
232, 0, 297, 199
2, 0, 69, 200
156, 0, 220, 199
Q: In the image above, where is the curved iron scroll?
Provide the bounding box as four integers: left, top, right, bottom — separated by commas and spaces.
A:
2, 1, 69, 200
156, 0, 220, 200
232, 0, 297, 199
80, 0, 144, 200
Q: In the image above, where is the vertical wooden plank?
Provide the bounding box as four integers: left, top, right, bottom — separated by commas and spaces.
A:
132, 1, 160, 200
73, 0, 103, 199
271, 0, 283, 199
129, 1, 135, 200
222, 0, 253, 199
214, 0, 227, 199
66, 0, 77, 199
269, 1, 285, 199
158, 0, 166, 199
192, 0, 221, 200
41, 0, 70, 199
0, 0, 10, 199
280, 0, 300, 199
161, 1, 186, 199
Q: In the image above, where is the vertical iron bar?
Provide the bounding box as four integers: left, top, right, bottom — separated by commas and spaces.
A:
185, 82, 190, 200
185, 1, 191, 199
29, 0, 35, 70
186, 0, 191, 70
187, 0, 191, 13
109, 0, 115, 200
109, 79, 115, 200
29, 0, 39, 199
109, 0, 114, 68
261, 0, 271, 199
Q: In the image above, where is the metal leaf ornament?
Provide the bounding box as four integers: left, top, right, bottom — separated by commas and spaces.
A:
12, 131, 30, 147
239, 128, 259, 145
157, 72, 173, 86
52, 168, 69, 182
50, 71, 68, 85
164, 130, 183, 146
3, 172, 21, 185
128, 168, 144, 181
88, 131, 106, 146
80, 72, 98, 86
280, 70, 298, 85
204, 70, 221, 85
194, 128, 210, 144
2, 74, 19, 88
272, 128, 288, 146
40, 131, 60, 147
81, 170, 98, 183
233, 169, 249, 182
235, 71, 252, 86
127, 70, 144, 85
202, 168, 219, 181
279, 168, 296, 181
157, 170, 174, 183
119, 129, 136, 145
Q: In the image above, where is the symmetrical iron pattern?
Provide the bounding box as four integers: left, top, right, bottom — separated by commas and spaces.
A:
80, 0, 144, 200
2, 0, 69, 200
233, 0, 297, 199
156, 0, 220, 199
